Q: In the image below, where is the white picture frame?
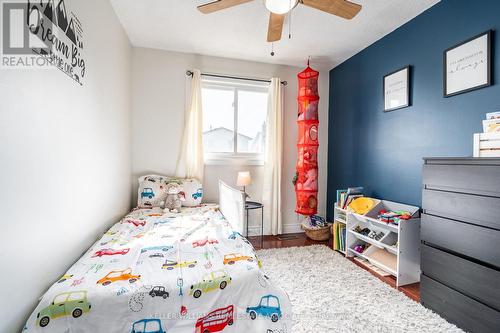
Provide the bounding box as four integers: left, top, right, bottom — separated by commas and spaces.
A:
384, 66, 410, 112
444, 30, 492, 97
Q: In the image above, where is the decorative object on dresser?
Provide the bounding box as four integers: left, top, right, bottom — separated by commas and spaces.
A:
443, 30, 492, 97
421, 157, 500, 333
383, 66, 410, 112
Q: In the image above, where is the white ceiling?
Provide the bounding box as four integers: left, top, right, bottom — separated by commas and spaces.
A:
110, 0, 439, 70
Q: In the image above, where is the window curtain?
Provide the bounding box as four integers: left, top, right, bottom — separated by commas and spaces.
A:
176, 69, 204, 182
262, 78, 284, 235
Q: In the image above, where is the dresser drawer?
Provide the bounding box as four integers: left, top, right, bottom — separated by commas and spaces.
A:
421, 214, 500, 268
422, 244, 500, 310
422, 189, 500, 230
423, 164, 500, 197
421, 275, 500, 333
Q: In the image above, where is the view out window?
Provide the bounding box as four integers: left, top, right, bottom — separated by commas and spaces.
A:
202, 77, 269, 164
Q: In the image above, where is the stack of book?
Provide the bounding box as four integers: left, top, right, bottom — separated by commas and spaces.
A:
474, 112, 500, 157
332, 221, 346, 253
336, 187, 364, 209
482, 111, 500, 133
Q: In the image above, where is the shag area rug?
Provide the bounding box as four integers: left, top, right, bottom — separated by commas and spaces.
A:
257, 245, 464, 333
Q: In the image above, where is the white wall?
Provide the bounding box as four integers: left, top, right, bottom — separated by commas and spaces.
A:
0, 1, 132, 332
131, 48, 329, 235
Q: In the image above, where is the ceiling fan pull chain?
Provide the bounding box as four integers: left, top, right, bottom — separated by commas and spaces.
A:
288, 0, 292, 39
270, 43, 275, 56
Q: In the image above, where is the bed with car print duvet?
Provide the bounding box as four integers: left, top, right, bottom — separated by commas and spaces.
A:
23, 205, 292, 333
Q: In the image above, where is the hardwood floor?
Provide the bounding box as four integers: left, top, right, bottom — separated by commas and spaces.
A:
249, 232, 420, 302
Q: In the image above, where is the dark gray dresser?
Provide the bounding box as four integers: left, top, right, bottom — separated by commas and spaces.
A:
421, 158, 500, 333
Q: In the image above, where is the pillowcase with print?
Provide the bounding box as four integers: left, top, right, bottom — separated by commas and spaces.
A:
137, 175, 170, 208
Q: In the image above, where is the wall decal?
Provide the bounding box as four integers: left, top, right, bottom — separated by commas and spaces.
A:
444, 30, 491, 97
27, 0, 86, 85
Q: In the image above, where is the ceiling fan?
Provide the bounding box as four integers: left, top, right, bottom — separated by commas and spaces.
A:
197, 0, 362, 42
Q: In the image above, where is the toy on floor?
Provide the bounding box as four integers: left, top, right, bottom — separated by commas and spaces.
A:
353, 244, 366, 253
378, 210, 411, 225
303, 215, 329, 229
309, 215, 327, 227
368, 230, 385, 241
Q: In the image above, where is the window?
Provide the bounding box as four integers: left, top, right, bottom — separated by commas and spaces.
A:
202, 77, 269, 165
53, 294, 67, 304
67, 292, 85, 301
132, 322, 145, 333
144, 321, 160, 332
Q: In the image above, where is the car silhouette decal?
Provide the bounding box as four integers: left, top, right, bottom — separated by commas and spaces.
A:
141, 188, 155, 199
162, 259, 197, 270
92, 248, 130, 257
141, 245, 173, 253
97, 268, 141, 286
131, 318, 165, 333
149, 286, 169, 299
195, 305, 234, 333
189, 270, 232, 298
223, 253, 254, 265
36, 291, 91, 327
192, 188, 203, 199
246, 295, 282, 322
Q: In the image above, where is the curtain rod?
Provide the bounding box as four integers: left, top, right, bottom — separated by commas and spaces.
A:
186, 70, 287, 86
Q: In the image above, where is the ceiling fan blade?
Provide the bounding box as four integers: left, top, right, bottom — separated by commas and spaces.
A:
267, 12, 285, 42
197, 0, 254, 14
301, 0, 361, 19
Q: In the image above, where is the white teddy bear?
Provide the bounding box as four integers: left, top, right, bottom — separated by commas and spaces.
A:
164, 182, 185, 213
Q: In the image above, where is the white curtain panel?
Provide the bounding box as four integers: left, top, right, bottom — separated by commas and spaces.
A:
263, 78, 284, 235
176, 69, 204, 182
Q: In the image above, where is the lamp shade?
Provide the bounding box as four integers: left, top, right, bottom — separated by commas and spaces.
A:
236, 171, 252, 187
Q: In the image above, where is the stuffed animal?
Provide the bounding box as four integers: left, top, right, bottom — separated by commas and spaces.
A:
164, 183, 184, 213
302, 168, 318, 190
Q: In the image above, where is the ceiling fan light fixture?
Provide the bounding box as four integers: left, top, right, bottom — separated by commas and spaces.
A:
265, 0, 298, 15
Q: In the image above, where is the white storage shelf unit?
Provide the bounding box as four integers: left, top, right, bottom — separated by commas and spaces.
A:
344, 200, 421, 287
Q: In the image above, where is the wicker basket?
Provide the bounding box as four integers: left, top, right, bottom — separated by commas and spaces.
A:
301, 224, 331, 241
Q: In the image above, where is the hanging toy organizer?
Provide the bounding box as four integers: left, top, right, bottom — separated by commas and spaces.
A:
294, 64, 319, 216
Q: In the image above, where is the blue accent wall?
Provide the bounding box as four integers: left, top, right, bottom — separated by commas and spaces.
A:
327, 0, 500, 220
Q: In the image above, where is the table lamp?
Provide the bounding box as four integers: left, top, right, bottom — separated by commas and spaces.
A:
237, 171, 252, 198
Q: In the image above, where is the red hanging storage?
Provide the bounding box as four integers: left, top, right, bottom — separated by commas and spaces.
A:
294, 64, 319, 216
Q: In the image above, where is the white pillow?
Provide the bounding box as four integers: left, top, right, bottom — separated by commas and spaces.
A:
181, 178, 203, 207
137, 175, 170, 208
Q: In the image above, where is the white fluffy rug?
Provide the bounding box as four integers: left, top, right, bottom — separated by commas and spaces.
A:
257, 245, 464, 333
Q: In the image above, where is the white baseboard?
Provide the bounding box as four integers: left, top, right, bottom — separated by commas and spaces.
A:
283, 222, 303, 234
246, 223, 303, 236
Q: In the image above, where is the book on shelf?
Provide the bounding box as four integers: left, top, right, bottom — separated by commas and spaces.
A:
332, 221, 346, 253
336, 187, 364, 210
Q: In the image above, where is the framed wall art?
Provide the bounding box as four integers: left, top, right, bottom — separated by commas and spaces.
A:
384, 66, 410, 112
444, 30, 492, 97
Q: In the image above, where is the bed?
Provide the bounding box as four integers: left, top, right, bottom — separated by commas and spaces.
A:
23, 181, 291, 333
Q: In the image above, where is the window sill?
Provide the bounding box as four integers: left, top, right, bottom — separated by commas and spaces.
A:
204, 153, 264, 166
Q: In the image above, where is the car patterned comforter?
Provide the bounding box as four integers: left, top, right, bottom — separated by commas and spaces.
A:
23, 205, 292, 333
